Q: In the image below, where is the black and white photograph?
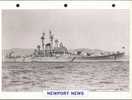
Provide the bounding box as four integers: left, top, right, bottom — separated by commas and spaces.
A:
2, 9, 129, 92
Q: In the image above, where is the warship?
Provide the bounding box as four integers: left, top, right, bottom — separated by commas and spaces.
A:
3, 30, 126, 62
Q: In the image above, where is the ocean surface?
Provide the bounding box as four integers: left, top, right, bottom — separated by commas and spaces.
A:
2, 61, 129, 92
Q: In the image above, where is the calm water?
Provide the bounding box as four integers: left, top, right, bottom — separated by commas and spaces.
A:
2, 61, 129, 91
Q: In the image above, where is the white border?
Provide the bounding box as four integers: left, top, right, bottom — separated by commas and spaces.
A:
0, 1, 132, 99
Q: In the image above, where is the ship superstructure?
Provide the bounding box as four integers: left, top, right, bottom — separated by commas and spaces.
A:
33, 30, 68, 57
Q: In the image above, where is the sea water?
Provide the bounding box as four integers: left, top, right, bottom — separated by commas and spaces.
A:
2, 61, 129, 91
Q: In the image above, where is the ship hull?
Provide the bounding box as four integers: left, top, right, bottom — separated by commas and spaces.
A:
31, 56, 74, 62
73, 52, 127, 62
3, 53, 127, 63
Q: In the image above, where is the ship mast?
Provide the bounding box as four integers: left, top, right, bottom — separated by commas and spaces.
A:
49, 30, 54, 49
41, 32, 45, 56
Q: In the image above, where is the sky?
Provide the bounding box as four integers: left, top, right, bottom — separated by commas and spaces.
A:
2, 9, 129, 52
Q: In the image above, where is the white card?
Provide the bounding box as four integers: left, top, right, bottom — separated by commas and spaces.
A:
0, 1, 132, 99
